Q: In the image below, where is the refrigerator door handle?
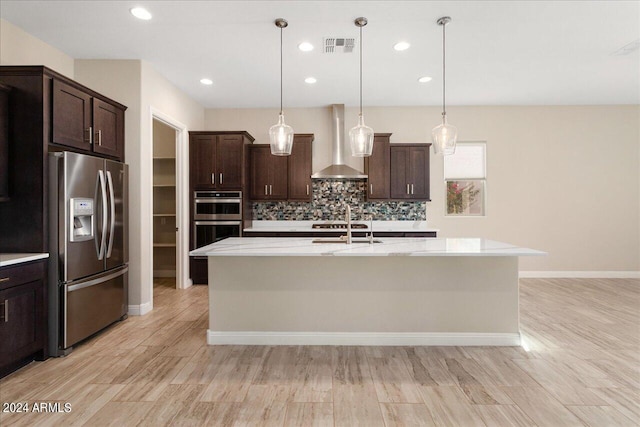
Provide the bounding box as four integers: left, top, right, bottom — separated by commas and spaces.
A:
97, 170, 108, 260
67, 267, 129, 292
106, 170, 115, 258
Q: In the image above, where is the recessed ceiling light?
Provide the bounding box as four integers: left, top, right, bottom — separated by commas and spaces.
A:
304, 77, 317, 84
200, 78, 213, 85
298, 42, 314, 52
130, 7, 152, 20
418, 76, 432, 83
393, 42, 410, 51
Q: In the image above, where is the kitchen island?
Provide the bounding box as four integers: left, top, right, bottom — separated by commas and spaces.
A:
190, 238, 545, 346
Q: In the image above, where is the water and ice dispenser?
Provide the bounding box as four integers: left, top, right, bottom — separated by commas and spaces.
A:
70, 198, 94, 242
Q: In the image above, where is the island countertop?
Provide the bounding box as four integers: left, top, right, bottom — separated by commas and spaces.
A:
190, 237, 545, 257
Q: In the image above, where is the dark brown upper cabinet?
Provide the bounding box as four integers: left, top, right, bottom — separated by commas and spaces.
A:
189, 131, 254, 191
92, 98, 124, 159
52, 78, 126, 161
364, 133, 391, 200
390, 144, 431, 200
0, 83, 10, 202
249, 145, 289, 201
287, 134, 314, 201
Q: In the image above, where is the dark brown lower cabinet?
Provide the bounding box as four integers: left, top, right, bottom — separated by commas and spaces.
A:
0, 260, 47, 378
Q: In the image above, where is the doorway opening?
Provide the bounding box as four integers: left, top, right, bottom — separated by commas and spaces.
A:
152, 119, 178, 287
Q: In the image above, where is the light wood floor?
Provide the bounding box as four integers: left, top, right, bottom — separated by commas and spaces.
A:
0, 277, 638, 426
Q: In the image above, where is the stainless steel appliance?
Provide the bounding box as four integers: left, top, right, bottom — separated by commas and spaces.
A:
193, 191, 242, 220
48, 152, 128, 356
193, 220, 242, 248
191, 191, 242, 284
312, 223, 368, 229
192, 191, 242, 247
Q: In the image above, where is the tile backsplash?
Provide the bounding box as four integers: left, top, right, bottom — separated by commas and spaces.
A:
252, 179, 426, 221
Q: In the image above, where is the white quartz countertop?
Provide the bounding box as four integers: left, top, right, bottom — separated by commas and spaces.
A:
190, 238, 545, 257
0, 253, 49, 268
244, 220, 438, 233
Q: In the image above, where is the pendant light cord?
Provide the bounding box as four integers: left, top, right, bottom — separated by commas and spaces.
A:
280, 26, 283, 115
442, 21, 446, 117
359, 25, 363, 116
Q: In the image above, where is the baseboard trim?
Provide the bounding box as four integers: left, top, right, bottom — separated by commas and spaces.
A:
520, 271, 640, 279
128, 301, 153, 316
206, 331, 521, 346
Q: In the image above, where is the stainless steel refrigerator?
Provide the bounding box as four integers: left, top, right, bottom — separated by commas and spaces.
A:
48, 151, 128, 356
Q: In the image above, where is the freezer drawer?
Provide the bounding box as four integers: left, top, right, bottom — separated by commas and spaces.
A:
64, 266, 128, 348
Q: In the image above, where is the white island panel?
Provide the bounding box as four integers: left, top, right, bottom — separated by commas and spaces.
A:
193, 238, 545, 346
207, 255, 520, 346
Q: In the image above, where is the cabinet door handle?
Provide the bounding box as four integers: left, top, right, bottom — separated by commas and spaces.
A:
211, 173, 215, 185
220, 173, 223, 185
0, 277, 9, 283
270, 185, 273, 195
264, 185, 268, 195
411, 184, 414, 195
1, 300, 7, 323
86, 126, 93, 144
95, 129, 102, 146
406, 184, 410, 194
306, 184, 309, 196
370, 184, 373, 194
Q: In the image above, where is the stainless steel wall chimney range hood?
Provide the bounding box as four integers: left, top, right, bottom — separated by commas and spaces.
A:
311, 104, 367, 179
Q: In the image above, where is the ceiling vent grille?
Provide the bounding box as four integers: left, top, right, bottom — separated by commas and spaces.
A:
323, 37, 356, 53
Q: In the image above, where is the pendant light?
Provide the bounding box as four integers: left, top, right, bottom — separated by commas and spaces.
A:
432, 16, 457, 155
269, 18, 294, 156
349, 17, 374, 157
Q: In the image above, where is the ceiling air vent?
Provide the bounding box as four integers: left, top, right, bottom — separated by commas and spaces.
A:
323, 37, 356, 53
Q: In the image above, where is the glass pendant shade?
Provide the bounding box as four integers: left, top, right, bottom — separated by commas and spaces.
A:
431, 115, 458, 155
349, 114, 374, 157
269, 113, 294, 156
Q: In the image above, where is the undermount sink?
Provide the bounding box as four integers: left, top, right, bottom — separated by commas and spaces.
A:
312, 238, 383, 244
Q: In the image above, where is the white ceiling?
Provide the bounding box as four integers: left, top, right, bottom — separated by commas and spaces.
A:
2, 1, 639, 108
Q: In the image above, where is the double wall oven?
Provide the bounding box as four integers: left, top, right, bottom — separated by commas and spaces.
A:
191, 191, 242, 284
193, 191, 242, 247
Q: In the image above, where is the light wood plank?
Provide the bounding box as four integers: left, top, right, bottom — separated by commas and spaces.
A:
475, 405, 537, 427
380, 403, 437, 427
367, 348, 423, 403
333, 383, 385, 427
568, 405, 638, 427
285, 402, 334, 427
502, 386, 585, 427
418, 386, 486, 427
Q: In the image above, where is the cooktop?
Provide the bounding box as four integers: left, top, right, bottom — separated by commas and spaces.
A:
312, 223, 368, 229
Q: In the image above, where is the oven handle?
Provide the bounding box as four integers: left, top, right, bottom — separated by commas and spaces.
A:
194, 198, 241, 204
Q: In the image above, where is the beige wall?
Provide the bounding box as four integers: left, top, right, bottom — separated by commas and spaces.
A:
0, 19, 74, 78
206, 105, 640, 273
75, 59, 205, 309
